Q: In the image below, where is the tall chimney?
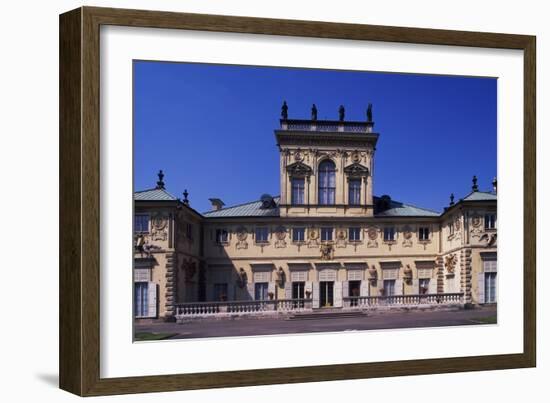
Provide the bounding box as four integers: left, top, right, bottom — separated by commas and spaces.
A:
209, 198, 225, 211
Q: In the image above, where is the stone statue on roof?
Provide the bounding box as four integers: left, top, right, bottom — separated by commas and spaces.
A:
281, 101, 288, 120
339, 105, 345, 121
311, 104, 318, 121
367, 103, 373, 122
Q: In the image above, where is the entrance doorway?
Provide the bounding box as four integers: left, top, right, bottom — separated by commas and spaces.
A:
319, 281, 334, 307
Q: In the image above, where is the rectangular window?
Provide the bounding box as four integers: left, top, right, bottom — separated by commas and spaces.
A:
213, 283, 228, 301
215, 229, 228, 244
419, 227, 430, 241
321, 227, 333, 241
383, 227, 395, 242
255, 227, 269, 243
349, 227, 361, 241
484, 273, 497, 303
384, 279, 396, 296
449, 222, 455, 235
134, 282, 149, 317
291, 177, 305, 205
292, 227, 305, 242
419, 278, 430, 294
485, 213, 497, 229
134, 214, 149, 233
186, 223, 193, 240
348, 179, 361, 205
254, 282, 269, 300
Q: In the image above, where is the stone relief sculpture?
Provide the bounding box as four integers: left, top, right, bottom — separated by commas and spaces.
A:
320, 243, 334, 260
276, 267, 286, 287
151, 213, 168, 241
236, 268, 248, 289
275, 225, 287, 248
366, 227, 378, 248
402, 226, 413, 247
445, 254, 457, 275
235, 226, 248, 250
308, 228, 319, 248
470, 213, 483, 239
336, 228, 347, 248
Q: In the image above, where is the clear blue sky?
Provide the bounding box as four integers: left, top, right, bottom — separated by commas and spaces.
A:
134, 61, 496, 214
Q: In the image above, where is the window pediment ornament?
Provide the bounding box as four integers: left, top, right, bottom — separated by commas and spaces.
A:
286, 161, 313, 178
344, 162, 370, 178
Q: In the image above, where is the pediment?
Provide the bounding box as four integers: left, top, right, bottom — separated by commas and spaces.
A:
286, 161, 313, 177
344, 162, 370, 177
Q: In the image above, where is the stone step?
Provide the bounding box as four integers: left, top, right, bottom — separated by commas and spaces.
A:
287, 310, 368, 320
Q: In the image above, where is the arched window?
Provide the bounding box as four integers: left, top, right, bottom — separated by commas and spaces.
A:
318, 160, 336, 205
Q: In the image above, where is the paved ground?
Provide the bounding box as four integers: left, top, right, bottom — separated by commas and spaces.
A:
135, 306, 497, 340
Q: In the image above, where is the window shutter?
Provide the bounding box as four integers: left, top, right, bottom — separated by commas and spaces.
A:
395, 279, 403, 295
268, 282, 276, 299
342, 281, 349, 298
412, 279, 419, 294
478, 273, 485, 304
312, 282, 320, 308
334, 281, 343, 307
284, 281, 292, 299
147, 282, 157, 318
428, 279, 437, 294
360, 280, 369, 297
246, 282, 255, 300
305, 281, 312, 296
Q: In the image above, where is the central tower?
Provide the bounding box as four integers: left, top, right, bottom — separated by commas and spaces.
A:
275, 103, 379, 218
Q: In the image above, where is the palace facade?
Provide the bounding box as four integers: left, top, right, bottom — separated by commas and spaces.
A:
133, 105, 497, 320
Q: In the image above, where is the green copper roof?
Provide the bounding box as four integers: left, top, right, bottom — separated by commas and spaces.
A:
203, 195, 440, 218
203, 197, 281, 218
134, 188, 178, 201
462, 191, 497, 202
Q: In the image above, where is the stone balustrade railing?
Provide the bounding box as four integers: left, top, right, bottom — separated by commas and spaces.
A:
343, 293, 464, 308
175, 293, 463, 319
280, 119, 374, 133
175, 298, 313, 319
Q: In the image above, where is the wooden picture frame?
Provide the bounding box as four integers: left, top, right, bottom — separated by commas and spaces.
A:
59, 6, 536, 396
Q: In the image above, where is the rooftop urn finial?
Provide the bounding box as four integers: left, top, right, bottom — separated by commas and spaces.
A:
366, 103, 373, 122
311, 104, 318, 121
472, 175, 479, 192
156, 170, 165, 189
183, 189, 189, 205
492, 177, 497, 194
281, 100, 288, 120
450, 193, 455, 206
338, 105, 345, 121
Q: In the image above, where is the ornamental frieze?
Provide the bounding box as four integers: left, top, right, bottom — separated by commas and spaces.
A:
274, 225, 287, 248
235, 226, 248, 250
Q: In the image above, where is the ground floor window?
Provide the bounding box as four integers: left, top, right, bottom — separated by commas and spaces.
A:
384, 279, 396, 296
255, 282, 269, 300
419, 278, 430, 294
213, 283, 228, 301
292, 281, 305, 308
349, 280, 361, 306
134, 282, 148, 317
320, 281, 334, 307
485, 272, 497, 303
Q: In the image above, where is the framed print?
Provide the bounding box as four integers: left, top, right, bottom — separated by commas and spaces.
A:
59, 6, 536, 396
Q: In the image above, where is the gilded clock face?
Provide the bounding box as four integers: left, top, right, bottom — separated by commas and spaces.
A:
309, 229, 318, 240
472, 215, 482, 227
